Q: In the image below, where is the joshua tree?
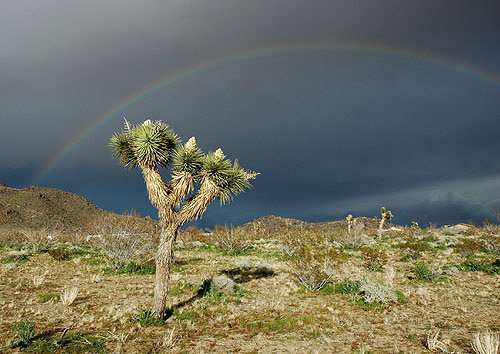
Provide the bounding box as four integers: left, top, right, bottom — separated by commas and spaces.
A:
378, 206, 393, 238
346, 214, 354, 234
110, 119, 257, 318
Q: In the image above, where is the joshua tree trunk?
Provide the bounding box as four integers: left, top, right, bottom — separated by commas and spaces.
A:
152, 224, 178, 318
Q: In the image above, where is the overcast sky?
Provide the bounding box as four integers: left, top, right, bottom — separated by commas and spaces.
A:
1, 0, 500, 228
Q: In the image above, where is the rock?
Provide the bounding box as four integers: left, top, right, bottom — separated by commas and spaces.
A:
255, 264, 274, 275
445, 223, 473, 235
211, 276, 235, 292
444, 266, 459, 276
4, 263, 16, 270
191, 241, 204, 248
7, 250, 30, 256
175, 239, 184, 248
236, 259, 252, 270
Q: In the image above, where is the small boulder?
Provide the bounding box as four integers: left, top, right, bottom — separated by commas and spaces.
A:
236, 259, 252, 270
191, 241, 204, 248
444, 266, 459, 276
211, 275, 235, 292
4, 263, 16, 270
255, 264, 274, 275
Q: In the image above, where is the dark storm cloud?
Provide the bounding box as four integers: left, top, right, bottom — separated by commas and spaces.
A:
1, 0, 500, 226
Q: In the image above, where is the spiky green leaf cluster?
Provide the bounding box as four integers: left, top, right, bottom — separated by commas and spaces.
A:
218, 160, 251, 205
129, 121, 179, 168
110, 120, 180, 169
110, 132, 137, 169
200, 152, 250, 204
172, 138, 204, 177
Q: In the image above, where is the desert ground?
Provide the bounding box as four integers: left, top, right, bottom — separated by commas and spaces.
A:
0, 215, 499, 353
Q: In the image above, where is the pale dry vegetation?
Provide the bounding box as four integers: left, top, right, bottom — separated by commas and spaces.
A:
0, 216, 499, 352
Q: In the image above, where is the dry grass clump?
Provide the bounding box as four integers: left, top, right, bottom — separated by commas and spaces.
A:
32, 274, 46, 287
481, 234, 500, 255
426, 329, 448, 352
88, 211, 156, 268
20, 228, 58, 252
358, 281, 398, 305
211, 225, 252, 253
361, 247, 388, 271
60, 286, 79, 306
288, 244, 342, 290
471, 330, 499, 354
334, 221, 372, 249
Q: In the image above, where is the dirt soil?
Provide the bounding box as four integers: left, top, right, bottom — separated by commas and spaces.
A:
0, 225, 499, 353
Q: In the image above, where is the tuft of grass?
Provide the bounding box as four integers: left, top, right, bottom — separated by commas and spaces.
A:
1, 254, 30, 264
460, 259, 500, 275
38, 293, 60, 303
413, 263, 437, 282
113, 261, 156, 275
11, 319, 36, 348
28, 332, 108, 353
334, 279, 361, 295
173, 308, 198, 320
48, 248, 70, 261
61, 287, 79, 306
134, 307, 167, 327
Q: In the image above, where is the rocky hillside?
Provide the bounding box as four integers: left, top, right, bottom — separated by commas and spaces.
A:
0, 182, 105, 232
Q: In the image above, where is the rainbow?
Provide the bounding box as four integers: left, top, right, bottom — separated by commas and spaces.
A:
31, 41, 500, 185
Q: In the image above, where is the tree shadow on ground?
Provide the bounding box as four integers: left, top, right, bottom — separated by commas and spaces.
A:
163, 279, 212, 319
163, 267, 275, 319
221, 266, 275, 284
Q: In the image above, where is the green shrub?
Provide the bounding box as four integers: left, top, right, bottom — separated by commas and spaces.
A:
413, 263, 436, 281
134, 307, 167, 326
29, 333, 107, 353
114, 261, 155, 275
361, 247, 388, 271
460, 259, 500, 274
48, 248, 70, 261
334, 279, 361, 295
0, 254, 30, 264
38, 293, 60, 303
454, 238, 484, 258
12, 319, 36, 348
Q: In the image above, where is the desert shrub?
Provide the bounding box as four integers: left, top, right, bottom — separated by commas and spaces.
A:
88, 211, 156, 269
481, 235, 500, 256
335, 222, 371, 249
20, 228, 57, 252
278, 233, 300, 259
455, 238, 485, 258
48, 247, 70, 261
133, 307, 166, 327
413, 262, 437, 281
358, 281, 398, 305
178, 226, 206, 245
11, 319, 36, 348
288, 244, 342, 291
398, 238, 430, 261
114, 261, 156, 275
361, 247, 388, 271
211, 225, 252, 254
460, 259, 500, 275
334, 279, 361, 295
38, 293, 60, 303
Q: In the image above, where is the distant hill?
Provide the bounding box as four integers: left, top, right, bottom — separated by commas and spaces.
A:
0, 182, 106, 232
238, 215, 382, 235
